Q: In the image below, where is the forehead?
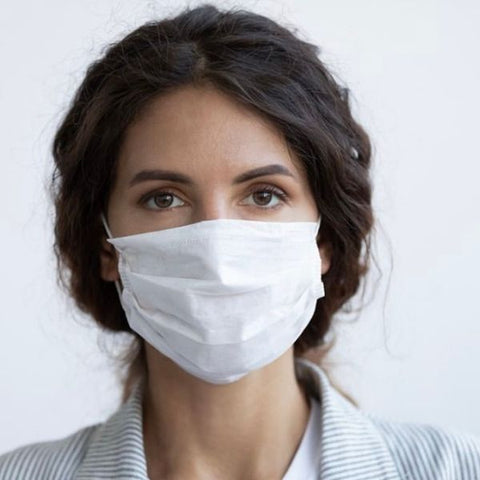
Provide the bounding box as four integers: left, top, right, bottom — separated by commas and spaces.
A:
116, 84, 305, 180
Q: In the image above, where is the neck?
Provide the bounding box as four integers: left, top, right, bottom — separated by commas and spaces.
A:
142, 344, 311, 480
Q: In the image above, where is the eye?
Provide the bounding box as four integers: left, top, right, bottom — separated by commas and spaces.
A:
139, 185, 289, 212
241, 185, 289, 210
142, 190, 185, 210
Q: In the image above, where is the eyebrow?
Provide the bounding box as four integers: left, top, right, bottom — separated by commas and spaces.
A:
128, 163, 297, 187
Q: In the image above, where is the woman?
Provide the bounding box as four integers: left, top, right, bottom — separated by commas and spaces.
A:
1, 3, 479, 479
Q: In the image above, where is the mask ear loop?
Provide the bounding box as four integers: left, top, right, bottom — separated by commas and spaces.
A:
100, 213, 124, 298
315, 215, 322, 242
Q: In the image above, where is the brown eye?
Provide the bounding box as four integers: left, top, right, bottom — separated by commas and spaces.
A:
253, 190, 274, 206
242, 185, 288, 209
153, 193, 173, 208
143, 191, 185, 210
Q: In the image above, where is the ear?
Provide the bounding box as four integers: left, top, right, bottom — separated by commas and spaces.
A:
100, 236, 120, 282
317, 241, 332, 275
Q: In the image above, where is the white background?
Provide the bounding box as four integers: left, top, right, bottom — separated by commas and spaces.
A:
1, 0, 479, 453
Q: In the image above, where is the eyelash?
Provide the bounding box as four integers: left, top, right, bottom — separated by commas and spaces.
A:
139, 184, 289, 211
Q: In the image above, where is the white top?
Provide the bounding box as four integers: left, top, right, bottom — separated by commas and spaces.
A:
282, 395, 322, 479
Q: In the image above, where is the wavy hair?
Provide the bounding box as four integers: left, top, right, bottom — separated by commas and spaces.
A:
51, 3, 375, 405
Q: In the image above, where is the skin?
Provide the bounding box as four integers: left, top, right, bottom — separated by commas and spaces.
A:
100, 83, 331, 480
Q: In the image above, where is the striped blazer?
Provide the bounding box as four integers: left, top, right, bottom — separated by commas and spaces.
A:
1, 357, 479, 479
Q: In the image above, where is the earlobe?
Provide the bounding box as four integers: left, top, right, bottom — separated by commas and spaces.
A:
100, 237, 120, 282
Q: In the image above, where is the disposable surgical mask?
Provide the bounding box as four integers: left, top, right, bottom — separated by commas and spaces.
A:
102, 215, 325, 384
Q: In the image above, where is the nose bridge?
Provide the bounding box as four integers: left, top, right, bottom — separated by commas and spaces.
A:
196, 187, 231, 222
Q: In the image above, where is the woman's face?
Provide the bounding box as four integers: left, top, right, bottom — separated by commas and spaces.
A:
101, 84, 331, 281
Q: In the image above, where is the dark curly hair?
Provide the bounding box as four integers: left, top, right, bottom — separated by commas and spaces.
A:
51, 3, 375, 405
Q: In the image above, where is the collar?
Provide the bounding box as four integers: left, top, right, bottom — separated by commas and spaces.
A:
74, 358, 401, 479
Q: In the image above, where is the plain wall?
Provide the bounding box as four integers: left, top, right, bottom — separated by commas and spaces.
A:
1, 0, 479, 453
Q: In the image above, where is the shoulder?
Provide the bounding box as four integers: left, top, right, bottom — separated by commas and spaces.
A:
367, 414, 480, 480
0, 423, 99, 480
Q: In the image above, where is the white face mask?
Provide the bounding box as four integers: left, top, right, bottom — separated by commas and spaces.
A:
101, 215, 325, 384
